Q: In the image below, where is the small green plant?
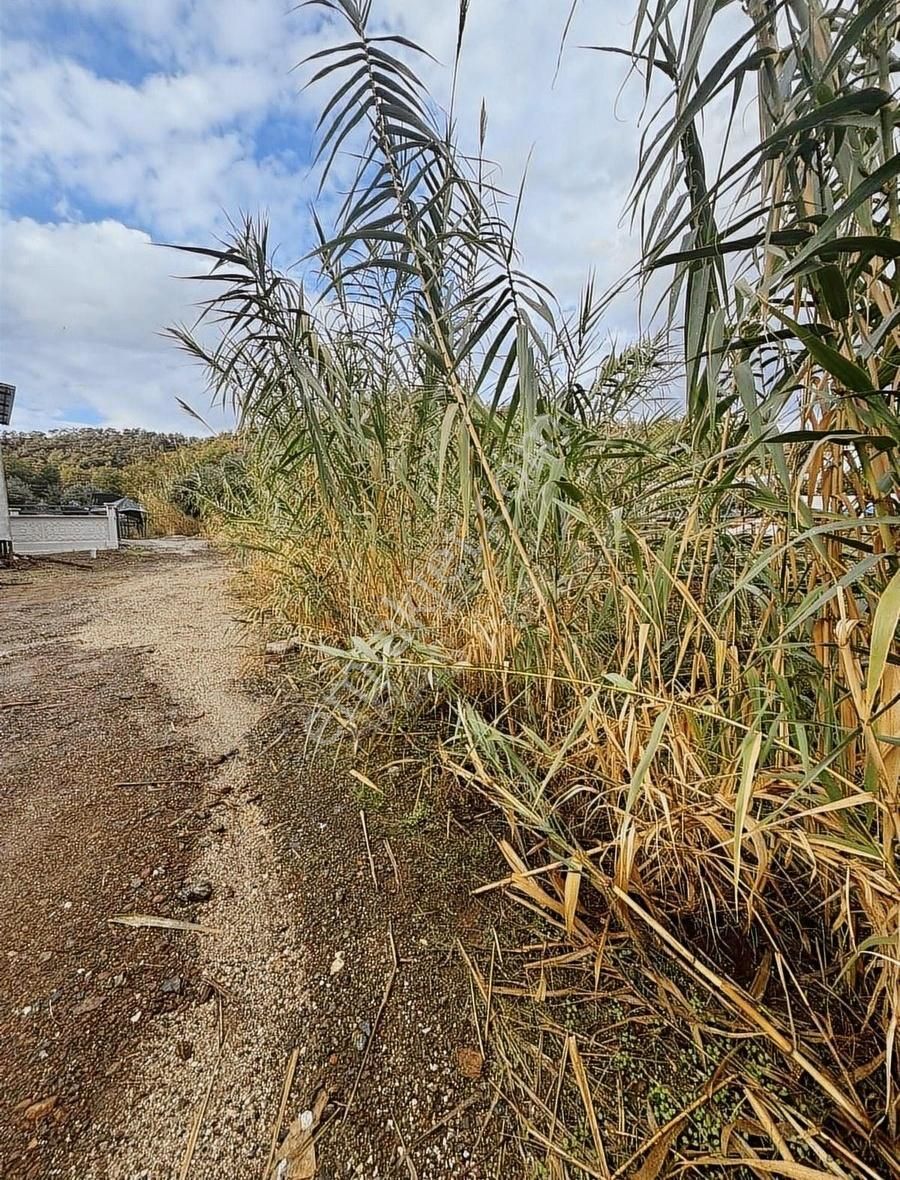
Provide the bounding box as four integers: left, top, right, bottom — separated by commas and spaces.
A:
399, 796, 431, 831
350, 779, 384, 813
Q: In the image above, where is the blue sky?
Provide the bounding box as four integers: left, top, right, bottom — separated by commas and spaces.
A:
0, 1, 668, 433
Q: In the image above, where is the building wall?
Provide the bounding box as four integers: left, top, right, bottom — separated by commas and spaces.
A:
9, 506, 119, 555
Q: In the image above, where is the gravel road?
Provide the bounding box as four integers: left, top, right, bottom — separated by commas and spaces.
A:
1, 549, 304, 1180
2, 547, 514, 1180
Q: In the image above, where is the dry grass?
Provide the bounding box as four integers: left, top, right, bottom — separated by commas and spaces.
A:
122, 435, 240, 536
172, 0, 900, 1172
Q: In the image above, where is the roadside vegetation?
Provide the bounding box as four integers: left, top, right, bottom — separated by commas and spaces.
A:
175, 0, 900, 1174
0, 426, 239, 536
121, 435, 242, 535
0, 427, 190, 506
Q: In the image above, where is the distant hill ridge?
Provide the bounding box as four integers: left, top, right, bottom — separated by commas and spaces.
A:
1, 427, 197, 468
0, 427, 201, 506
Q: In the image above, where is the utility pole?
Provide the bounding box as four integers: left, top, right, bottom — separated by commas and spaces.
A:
0, 383, 16, 557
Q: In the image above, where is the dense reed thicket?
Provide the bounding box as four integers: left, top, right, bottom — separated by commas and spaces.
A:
175, 0, 899, 1171
122, 435, 242, 535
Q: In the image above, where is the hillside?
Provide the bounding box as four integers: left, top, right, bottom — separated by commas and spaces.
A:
0, 427, 197, 505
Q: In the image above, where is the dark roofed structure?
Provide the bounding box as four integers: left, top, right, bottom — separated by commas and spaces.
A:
109, 497, 149, 538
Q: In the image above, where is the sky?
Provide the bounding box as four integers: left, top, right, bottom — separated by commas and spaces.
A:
1, 0, 667, 434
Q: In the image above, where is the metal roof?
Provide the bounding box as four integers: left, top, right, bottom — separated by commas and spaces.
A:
0, 383, 15, 426
110, 497, 148, 514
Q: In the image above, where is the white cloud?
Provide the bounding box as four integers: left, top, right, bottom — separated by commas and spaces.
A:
1, 1, 650, 276
2, 45, 274, 152
0, 217, 229, 432
2, 0, 302, 71
0, 36, 312, 241
1, 0, 744, 430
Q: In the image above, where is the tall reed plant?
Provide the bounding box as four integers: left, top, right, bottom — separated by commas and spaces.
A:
174, 0, 899, 1167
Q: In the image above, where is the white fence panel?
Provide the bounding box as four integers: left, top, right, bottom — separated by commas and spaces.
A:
10, 507, 119, 556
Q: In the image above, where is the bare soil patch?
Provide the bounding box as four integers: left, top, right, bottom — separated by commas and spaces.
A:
255, 701, 518, 1177
0, 555, 208, 1177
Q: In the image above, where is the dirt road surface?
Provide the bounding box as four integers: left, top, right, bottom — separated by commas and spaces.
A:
1, 548, 302, 1179
1, 548, 511, 1179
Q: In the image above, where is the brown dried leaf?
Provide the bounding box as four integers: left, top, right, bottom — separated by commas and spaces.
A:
632, 1123, 679, 1180
109, 914, 218, 934
24, 1096, 58, 1121
455, 1046, 483, 1079
563, 866, 582, 936
273, 1089, 328, 1179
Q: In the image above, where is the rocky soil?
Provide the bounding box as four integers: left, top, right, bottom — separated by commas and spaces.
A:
0, 548, 517, 1179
